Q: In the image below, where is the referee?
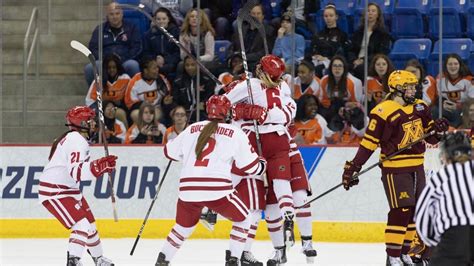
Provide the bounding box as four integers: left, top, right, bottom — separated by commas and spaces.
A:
415, 131, 474, 266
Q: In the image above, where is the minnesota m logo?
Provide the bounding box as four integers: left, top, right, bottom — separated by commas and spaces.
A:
399, 191, 410, 199
399, 118, 424, 148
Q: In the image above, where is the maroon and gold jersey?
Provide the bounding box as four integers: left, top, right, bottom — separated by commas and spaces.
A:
355, 99, 435, 173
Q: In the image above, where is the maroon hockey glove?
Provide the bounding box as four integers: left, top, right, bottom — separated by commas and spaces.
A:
232, 103, 267, 124
342, 160, 361, 191
433, 118, 449, 133
90, 155, 117, 178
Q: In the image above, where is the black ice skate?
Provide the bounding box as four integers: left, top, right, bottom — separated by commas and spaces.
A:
226, 255, 239, 266
67, 252, 83, 266
400, 254, 414, 266
155, 252, 170, 266
200, 207, 217, 231
266, 246, 287, 266
283, 212, 295, 250
241, 251, 263, 266
92, 255, 114, 266
301, 236, 317, 264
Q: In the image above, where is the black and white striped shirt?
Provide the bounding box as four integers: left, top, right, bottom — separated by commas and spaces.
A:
415, 160, 474, 247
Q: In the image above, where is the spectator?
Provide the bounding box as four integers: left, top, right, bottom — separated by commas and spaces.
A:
405, 59, 437, 106
142, 7, 181, 77
163, 105, 188, 144
231, 3, 276, 71
317, 55, 363, 123
460, 99, 474, 130
154, 105, 168, 137
293, 94, 333, 145
200, 0, 233, 40
85, 53, 130, 128
169, 56, 215, 123
327, 102, 367, 145
348, 2, 391, 81
231, 0, 273, 22
278, 0, 319, 38
103, 101, 127, 144
217, 52, 244, 88
140, 0, 193, 26
178, 8, 219, 74
86, 2, 142, 86
124, 56, 172, 124
286, 60, 320, 100
272, 12, 305, 68
433, 54, 474, 128
125, 102, 162, 144
307, 4, 350, 78
367, 54, 394, 112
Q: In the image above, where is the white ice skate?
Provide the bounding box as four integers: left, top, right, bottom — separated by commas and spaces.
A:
301, 238, 317, 264
94, 256, 114, 266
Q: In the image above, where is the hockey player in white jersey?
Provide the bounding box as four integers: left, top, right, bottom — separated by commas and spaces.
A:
224, 54, 298, 265
39, 106, 117, 266
155, 95, 267, 266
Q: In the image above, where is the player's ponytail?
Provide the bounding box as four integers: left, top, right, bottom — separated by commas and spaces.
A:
195, 120, 218, 159
48, 131, 72, 160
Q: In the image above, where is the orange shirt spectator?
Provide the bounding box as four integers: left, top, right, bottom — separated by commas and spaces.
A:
163, 106, 188, 144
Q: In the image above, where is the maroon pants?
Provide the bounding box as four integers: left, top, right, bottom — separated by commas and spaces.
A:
42, 197, 95, 229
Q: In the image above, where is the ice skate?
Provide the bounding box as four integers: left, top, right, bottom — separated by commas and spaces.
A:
283, 212, 295, 250
200, 207, 217, 231
301, 237, 317, 264
386, 255, 403, 266
226, 255, 239, 266
93, 256, 114, 266
67, 253, 83, 266
155, 252, 170, 266
400, 254, 414, 266
266, 246, 287, 266
241, 251, 263, 266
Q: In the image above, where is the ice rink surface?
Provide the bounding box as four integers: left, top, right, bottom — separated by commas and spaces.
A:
1, 239, 386, 265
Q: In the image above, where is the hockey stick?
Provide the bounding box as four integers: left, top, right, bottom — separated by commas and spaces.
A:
237, 0, 268, 187
298, 130, 437, 208
130, 160, 172, 256
116, 3, 222, 86
70, 40, 119, 222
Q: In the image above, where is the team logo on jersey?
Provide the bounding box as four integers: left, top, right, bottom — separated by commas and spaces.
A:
279, 165, 286, 171
399, 191, 410, 199
415, 104, 424, 111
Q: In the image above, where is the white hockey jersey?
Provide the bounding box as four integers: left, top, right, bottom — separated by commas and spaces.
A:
38, 131, 96, 203
164, 121, 260, 202
224, 78, 297, 134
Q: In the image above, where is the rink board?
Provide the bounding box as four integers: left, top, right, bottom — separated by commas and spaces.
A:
0, 145, 441, 241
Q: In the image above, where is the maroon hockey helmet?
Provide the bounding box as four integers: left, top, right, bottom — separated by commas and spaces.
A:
66, 106, 96, 131
206, 95, 231, 120
259, 54, 285, 81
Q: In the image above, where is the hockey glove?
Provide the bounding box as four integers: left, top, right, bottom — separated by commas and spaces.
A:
433, 118, 449, 133
342, 160, 361, 190
232, 103, 267, 124
90, 155, 117, 178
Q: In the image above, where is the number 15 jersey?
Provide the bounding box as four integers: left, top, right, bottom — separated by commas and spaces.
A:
164, 121, 260, 202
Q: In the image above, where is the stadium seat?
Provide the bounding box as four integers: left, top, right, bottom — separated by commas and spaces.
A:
428, 7, 462, 38
470, 44, 474, 72
466, 7, 474, 38
430, 0, 468, 13
389, 39, 432, 69
123, 10, 150, 35
116, 0, 141, 4
214, 40, 232, 64
394, 0, 430, 14
426, 38, 472, 76
322, 0, 356, 15
391, 8, 425, 38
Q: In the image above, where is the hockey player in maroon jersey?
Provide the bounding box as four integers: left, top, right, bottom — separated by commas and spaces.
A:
155, 95, 267, 266
340, 70, 449, 265
39, 106, 117, 266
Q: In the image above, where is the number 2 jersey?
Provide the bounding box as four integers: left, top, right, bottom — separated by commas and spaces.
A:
353, 99, 440, 173
224, 78, 296, 134
164, 121, 261, 202
38, 131, 97, 203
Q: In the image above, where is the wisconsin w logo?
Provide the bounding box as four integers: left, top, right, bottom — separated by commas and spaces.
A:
399, 118, 424, 149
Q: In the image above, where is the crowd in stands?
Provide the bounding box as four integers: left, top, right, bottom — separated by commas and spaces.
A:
84, 0, 474, 145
